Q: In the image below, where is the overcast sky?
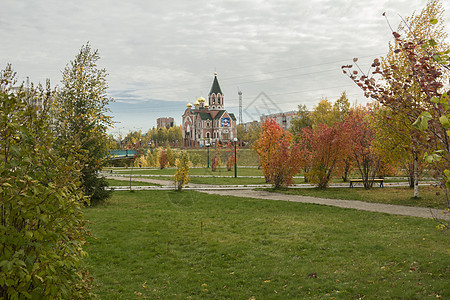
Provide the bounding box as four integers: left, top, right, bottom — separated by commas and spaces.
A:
2, 0, 449, 136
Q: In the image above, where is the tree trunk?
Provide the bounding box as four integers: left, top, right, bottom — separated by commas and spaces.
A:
413, 152, 419, 198
408, 162, 414, 188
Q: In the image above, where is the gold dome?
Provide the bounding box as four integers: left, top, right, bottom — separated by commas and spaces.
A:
204, 103, 209, 108
194, 101, 200, 106
198, 96, 205, 103
187, 102, 193, 108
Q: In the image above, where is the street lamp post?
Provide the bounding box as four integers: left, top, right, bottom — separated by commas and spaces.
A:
233, 137, 238, 178
206, 139, 211, 168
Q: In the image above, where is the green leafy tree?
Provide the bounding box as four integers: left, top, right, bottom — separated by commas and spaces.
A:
54, 43, 113, 205
0, 65, 92, 298
333, 91, 351, 122
290, 104, 313, 134
245, 122, 262, 145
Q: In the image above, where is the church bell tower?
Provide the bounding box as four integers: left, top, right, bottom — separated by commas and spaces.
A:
208, 72, 224, 110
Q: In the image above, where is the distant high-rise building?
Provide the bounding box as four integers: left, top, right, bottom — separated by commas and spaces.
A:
157, 117, 175, 128
260, 111, 298, 130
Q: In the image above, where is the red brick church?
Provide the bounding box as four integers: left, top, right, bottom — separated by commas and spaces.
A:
182, 73, 237, 147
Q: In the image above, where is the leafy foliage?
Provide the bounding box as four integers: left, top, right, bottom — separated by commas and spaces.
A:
289, 104, 313, 134
173, 151, 190, 191
254, 119, 301, 188
166, 145, 175, 167
158, 149, 168, 169
343, 0, 450, 223
54, 43, 113, 205
225, 142, 237, 171
301, 123, 349, 189
0, 65, 92, 299
344, 107, 383, 189
211, 145, 220, 172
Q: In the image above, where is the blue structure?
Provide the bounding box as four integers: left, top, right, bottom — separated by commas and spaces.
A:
108, 149, 137, 159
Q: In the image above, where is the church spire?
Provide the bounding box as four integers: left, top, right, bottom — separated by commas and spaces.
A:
208, 72, 224, 109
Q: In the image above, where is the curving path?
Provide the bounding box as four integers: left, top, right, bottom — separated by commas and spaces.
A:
106, 176, 449, 220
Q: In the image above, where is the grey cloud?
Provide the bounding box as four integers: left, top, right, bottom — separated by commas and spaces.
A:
1, 0, 448, 130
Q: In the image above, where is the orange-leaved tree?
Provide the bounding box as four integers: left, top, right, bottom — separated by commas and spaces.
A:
304, 123, 350, 189
225, 141, 238, 171
254, 118, 301, 188
159, 149, 168, 169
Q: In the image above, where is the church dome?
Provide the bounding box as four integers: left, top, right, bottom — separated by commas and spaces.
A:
204, 103, 209, 108
187, 102, 193, 108
194, 101, 200, 106
198, 96, 205, 103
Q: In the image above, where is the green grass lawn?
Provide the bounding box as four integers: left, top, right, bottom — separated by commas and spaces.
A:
84, 190, 449, 299
268, 186, 448, 209
106, 178, 160, 186
130, 175, 306, 186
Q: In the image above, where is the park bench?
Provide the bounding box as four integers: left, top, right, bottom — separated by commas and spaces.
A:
349, 178, 384, 188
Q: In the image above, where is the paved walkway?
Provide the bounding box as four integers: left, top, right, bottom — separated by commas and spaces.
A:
106, 176, 449, 221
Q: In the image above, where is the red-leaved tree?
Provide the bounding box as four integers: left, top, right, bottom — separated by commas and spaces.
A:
304, 123, 349, 189
345, 107, 383, 189
254, 119, 301, 188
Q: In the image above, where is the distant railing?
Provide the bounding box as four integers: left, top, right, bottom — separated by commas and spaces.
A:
108, 149, 137, 159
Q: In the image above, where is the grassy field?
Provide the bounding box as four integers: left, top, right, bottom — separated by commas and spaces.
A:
268, 186, 448, 209
84, 190, 449, 299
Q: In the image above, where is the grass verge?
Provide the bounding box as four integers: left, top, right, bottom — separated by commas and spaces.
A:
266, 186, 447, 209
84, 190, 449, 299
106, 179, 160, 187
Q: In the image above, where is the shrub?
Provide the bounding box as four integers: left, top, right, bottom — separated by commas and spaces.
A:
159, 149, 168, 169
173, 151, 190, 191
0, 65, 93, 299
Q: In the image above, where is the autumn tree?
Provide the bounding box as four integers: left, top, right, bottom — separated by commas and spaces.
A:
166, 145, 175, 166
343, 0, 448, 197
0, 65, 92, 298
311, 99, 336, 126
159, 149, 168, 169
211, 144, 220, 171
345, 107, 383, 189
173, 151, 190, 191
310, 94, 351, 128
254, 119, 301, 188
370, 103, 426, 191
54, 43, 113, 205
304, 123, 349, 188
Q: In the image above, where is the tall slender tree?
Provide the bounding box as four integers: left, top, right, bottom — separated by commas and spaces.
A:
54, 43, 114, 205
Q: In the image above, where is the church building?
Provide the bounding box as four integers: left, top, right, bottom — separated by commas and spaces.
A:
182, 73, 237, 147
